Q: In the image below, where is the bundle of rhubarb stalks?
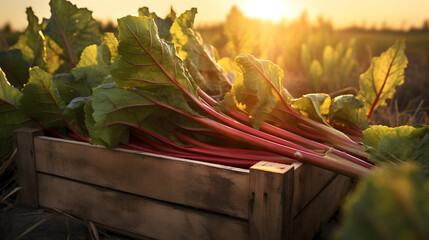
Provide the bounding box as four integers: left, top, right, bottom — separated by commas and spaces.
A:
3, 1, 411, 178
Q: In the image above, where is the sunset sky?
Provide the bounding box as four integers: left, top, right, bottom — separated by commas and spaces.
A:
1, 0, 428, 30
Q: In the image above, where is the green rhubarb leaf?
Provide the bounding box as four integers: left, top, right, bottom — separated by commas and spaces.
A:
138, 6, 176, 41
63, 96, 90, 137
11, 7, 45, 67
336, 163, 429, 240
43, 33, 67, 74
89, 83, 155, 148
217, 57, 240, 83
72, 44, 110, 88
220, 54, 285, 129
357, 40, 408, 120
329, 95, 368, 130
88, 82, 198, 148
363, 125, 429, 170
171, 8, 230, 100
21, 67, 67, 129
102, 33, 118, 63
0, 49, 30, 89
84, 99, 98, 143
43, 0, 101, 68
411, 133, 429, 169
0, 69, 36, 158
53, 73, 90, 104
292, 93, 331, 125
111, 15, 198, 113
44, 35, 67, 74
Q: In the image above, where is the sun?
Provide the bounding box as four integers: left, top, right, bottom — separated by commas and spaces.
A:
243, 0, 295, 22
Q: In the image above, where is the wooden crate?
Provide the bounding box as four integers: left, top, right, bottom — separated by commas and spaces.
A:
14, 128, 354, 240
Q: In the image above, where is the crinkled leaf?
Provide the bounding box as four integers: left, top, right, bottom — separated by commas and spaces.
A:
220, 54, 285, 129
357, 40, 408, 120
171, 8, 230, 100
53, 73, 91, 104
21, 67, 67, 129
412, 133, 429, 174
329, 95, 368, 130
43, 0, 101, 68
11, 7, 45, 67
102, 33, 118, 63
84, 99, 98, 142
0, 69, 35, 157
111, 15, 198, 113
336, 163, 429, 240
217, 57, 240, 84
72, 44, 110, 88
44, 35, 67, 74
63, 96, 90, 137
292, 93, 331, 125
88, 82, 202, 148
88, 83, 155, 148
138, 6, 176, 41
363, 125, 429, 170
0, 49, 30, 89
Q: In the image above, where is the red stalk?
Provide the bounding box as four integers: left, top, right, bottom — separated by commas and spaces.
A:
173, 131, 296, 163
125, 139, 257, 168
134, 93, 371, 177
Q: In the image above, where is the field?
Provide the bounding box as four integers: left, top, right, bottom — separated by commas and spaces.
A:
195, 10, 429, 126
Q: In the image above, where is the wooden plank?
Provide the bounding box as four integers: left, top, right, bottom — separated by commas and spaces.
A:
37, 173, 248, 240
291, 162, 337, 217
248, 161, 294, 240
292, 174, 353, 240
14, 128, 43, 207
34, 136, 250, 219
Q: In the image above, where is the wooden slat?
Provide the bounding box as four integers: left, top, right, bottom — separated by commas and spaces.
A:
291, 162, 337, 217
37, 173, 248, 240
249, 161, 294, 240
292, 174, 353, 240
34, 136, 250, 219
14, 128, 43, 207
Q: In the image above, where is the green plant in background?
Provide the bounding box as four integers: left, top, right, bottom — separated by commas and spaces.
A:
357, 40, 408, 121
301, 39, 356, 92
336, 162, 429, 240
362, 125, 429, 173
335, 124, 429, 239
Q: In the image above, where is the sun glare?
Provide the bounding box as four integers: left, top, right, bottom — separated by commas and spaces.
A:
244, 0, 295, 22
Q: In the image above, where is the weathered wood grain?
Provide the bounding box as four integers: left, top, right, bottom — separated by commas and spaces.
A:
14, 128, 43, 207
37, 173, 249, 240
249, 161, 294, 240
292, 174, 353, 240
291, 162, 337, 217
34, 136, 250, 219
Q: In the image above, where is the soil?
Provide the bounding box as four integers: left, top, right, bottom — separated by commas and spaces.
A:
0, 205, 133, 240
0, 205, 340, 240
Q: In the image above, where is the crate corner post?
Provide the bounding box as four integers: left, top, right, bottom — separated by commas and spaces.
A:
249, 161, 295, 240
14, 127, 44, 207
